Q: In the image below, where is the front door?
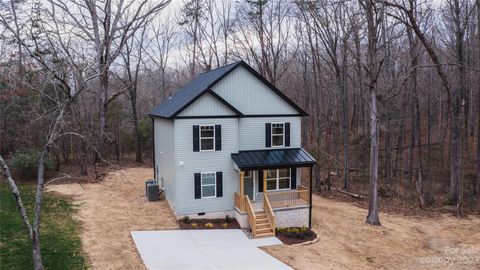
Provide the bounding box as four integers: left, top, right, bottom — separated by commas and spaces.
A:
244, 171, 254, 200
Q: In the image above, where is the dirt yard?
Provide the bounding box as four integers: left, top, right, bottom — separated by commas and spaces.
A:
263, 196, 480, 270
48, 168, 480, 270
47, 167, 178, 270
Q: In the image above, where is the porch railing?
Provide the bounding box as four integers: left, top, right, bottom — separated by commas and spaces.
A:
298, 185, 310, 203
244, 195, 256, 237
234, 192, 245, 212
263, 192, 275, 234
266, 187, 310, 208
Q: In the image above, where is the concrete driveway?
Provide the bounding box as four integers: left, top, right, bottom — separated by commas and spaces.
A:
131, 229, 292, 270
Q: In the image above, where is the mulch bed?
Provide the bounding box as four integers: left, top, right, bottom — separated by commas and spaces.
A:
177, 217, 241, 230
275, 227, 317, 245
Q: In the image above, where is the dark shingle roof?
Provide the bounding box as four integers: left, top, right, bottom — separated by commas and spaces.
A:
149, 60, 308, 118
149, 61, 242, 118
231, 148, 316, 170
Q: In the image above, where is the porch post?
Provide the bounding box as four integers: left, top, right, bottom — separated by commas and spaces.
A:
240, 171, 245, 196
309, 166, 313, 228
263, 170, 267, 193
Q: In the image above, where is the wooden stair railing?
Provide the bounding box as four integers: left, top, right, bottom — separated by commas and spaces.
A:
244, 195, 257, 237
263, 192, 276, 236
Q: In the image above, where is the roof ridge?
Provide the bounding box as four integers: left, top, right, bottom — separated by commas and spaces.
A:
197, 60, 243, 77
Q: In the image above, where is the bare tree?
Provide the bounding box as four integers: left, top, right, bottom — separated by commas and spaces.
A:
361, 0, 382, 226
234, 0, 295, 84
476, 0, 480, 196
46, 0, 170, 161
122, 26, 148, 163
380, 0, 477, 214
144, 16, 178, 104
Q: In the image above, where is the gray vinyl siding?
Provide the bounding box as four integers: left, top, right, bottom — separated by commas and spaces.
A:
211, 66, 299, 115
238, 116, 301, 151
154, 118, 176, 209
174, 118, 238, 215
177, 93, 236, 117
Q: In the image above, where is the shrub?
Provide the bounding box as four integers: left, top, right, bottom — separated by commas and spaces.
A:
225, 215, 232, 223
205, 223, 214, 228
11, 149, 55, 179
191, 223, 198, 228
182, 216, 191, 224
222, 223, 228, 229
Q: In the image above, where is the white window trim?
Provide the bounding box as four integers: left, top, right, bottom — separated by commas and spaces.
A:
201, 171, 217, 198
266, 168, 291, 191
199, 125, 215, 152
271, 122, 285, 147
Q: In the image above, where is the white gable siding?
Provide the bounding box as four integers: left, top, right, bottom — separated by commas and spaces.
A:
177, 93, 236, 117
174, 118, 238, 215
154, 118, 176, 209
212, 66, 299, 115
238, 116, 302, 151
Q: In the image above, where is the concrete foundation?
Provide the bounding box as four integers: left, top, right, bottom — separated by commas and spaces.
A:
234, 205, 309, 229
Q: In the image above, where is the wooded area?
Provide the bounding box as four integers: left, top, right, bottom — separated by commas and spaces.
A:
1, 0, 479, 268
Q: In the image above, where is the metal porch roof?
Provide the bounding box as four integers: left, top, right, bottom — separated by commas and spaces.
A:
231, 148, 316, 170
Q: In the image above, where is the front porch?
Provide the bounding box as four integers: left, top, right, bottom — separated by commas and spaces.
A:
235, 185, 310, 212
231, 148, 316, 238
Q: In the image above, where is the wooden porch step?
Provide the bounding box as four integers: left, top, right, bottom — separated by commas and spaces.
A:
256, 214, 267, 219
256, 223, 271, 229
255, 231, 275, 238
256, 218, 268, 224
256, 227, 273, 234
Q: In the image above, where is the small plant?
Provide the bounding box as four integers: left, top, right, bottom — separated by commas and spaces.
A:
286, 227, 299, 233
222, 223, 228, 229
205, 222, 214, 228
191, 223, 198, 228
182, 216, 191, 224
300, 226, 307, 232
225, 215, 232, 223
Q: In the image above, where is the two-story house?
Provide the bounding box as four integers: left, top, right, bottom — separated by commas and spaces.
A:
150, 61, 316, 238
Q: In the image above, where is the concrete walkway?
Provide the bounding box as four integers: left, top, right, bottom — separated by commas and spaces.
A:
131, 229, 291, 270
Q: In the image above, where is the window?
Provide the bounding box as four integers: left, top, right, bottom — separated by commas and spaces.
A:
201, 172, 216, 198
244, 171, 252, 178
200, 125, 215, 151
271, 123, 284, 147
266, 168, 290, 191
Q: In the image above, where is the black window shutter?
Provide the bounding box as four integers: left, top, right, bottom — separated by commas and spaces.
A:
290, 167, 297, 189
285, 122, 291, 147
265, 123, 271, 147
193, 125, 199, 152
194, 173, 201, 199
216, 171, 223, 197
258, 170, 264, 191
215, 125, 221, 151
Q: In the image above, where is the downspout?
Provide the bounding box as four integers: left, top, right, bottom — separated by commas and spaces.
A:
309, 165, 313, 228
151, 116, 156, 180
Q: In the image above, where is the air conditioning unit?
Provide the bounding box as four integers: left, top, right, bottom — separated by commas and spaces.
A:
145, 179, 159, 201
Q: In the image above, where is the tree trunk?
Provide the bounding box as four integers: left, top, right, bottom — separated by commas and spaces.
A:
366, 89, 381, 225
130, 90, 143, 163
363, 0, 381, 226
475, 0, 480, 196
476, 88, 480, 195
449, 0, 465, 215
32, 151, 48, 270
341, 38, 350, 191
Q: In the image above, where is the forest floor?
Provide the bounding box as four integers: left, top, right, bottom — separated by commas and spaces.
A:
47, 167, 480, 270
